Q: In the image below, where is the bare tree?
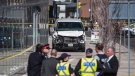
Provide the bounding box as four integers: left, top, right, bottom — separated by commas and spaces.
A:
92, 0, 123, 51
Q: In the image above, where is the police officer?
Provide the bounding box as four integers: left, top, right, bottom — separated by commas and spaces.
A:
56, 53, 74, 76
75, 48, 103, 76
41, 44, 50, 59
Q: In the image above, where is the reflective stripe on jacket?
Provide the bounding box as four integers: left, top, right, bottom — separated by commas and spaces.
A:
80, 57, 97, 76
56, 62, 70, 76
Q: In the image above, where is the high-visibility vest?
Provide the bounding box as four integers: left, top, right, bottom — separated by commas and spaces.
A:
80, 57, 97, 76
56, 62, 70, 76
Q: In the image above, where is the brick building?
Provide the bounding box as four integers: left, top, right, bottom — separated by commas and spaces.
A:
80, 0, 90, 18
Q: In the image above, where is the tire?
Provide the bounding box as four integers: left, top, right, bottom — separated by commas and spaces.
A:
81, 47, 85, 52
52, 43, 55, 49
122, 30, 132, 37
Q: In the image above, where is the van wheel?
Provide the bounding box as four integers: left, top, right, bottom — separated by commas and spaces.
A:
52, 43, 55, 49
81, 47, 85, 52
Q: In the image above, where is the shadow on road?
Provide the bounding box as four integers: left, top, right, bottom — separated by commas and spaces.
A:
56, 48, 83, 52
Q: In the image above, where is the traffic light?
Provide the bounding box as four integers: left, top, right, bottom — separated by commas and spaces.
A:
78, 1, 81, 9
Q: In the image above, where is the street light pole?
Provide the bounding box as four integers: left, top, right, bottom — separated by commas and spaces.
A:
127, 0, 130, 76
77, 0, 78, 18
90, 0, 92, 21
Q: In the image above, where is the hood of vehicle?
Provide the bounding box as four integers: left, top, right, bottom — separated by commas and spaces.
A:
57, 31, 84, 37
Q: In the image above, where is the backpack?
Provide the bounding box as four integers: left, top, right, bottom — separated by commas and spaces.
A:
96, 54, 108, 64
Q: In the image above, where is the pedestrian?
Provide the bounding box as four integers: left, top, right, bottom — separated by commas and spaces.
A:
41, 44, 50, 59
55, 53, 74, 76
41, 49, 59, 76
99, 47, 119, 76
74, 48, 104, 76
94, 43, 108, 75
27, 43, 44, 76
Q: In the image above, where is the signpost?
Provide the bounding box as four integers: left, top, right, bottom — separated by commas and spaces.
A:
90, 29, 99, 44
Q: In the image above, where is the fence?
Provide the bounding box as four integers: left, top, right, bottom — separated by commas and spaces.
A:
0, 0, 49, 75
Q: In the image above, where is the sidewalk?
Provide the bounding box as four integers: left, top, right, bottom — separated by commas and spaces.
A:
89, 43, 135, 76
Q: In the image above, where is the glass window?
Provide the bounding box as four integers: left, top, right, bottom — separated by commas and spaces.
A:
57, 22, 83, 31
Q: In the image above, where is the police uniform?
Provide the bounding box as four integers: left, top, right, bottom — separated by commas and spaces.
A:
42, 44, 50, 59
75, 48, 103, 76
56, 53, 74, 76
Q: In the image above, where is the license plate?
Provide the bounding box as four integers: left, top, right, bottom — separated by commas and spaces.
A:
68, 44, 73, 46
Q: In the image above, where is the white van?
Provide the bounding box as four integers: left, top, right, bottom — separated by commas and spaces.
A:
52, 18, 87, 52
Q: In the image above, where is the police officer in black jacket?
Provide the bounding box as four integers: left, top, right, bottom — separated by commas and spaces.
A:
27, 44, 50, 76
41, 44, 50, 59
27, 44, 43, 76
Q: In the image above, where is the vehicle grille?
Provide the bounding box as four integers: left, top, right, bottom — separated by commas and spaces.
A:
64, 37, 77, 43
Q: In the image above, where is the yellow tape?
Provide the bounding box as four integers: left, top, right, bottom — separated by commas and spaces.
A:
0, 22, 91, 26
0, 45, 35, 61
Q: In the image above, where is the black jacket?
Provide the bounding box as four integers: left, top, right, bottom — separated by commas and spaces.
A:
41, 57, 59, 76
27, 52, 44, 76
74, 56, 104, 76
100, 55, 119, 76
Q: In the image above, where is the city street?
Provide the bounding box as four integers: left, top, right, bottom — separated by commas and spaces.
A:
1, 0, 135, 76
19, 34, 135, 76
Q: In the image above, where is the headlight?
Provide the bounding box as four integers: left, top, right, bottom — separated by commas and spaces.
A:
53, 34, 57, 38
56, 35, 64, 43
77, 35, 85, 43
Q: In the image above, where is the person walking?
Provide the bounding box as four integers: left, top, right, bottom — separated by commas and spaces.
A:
94, 43, 108, 76
41, 49, 59, 76
74, 48, 104, 76
27, 44, 43, 76
55, 53, 74, 76
100, 47, 119, 76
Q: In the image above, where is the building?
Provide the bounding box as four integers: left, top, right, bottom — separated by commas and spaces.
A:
50, 0, 91, 19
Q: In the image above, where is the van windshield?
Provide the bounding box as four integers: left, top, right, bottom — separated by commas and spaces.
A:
56, 22, 83, 31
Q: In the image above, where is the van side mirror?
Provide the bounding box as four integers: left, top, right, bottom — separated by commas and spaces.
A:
84, 27, 88, 31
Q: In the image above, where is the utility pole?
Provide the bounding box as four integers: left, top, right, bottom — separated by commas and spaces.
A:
127, 0, 130, 76
90, 0, 92, 21
76, 0, 78, 18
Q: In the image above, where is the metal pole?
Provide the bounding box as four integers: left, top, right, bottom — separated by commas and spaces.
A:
77, 0, 78, 18
90, 0, 92, 21
127, 1, 130, 76
124, 25, 126, 47
35, 13, 38, 44
33, 13, 36, 51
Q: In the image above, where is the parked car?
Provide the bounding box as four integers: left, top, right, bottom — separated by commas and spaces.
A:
122, 26, 135, 37
52, 18, 87, 52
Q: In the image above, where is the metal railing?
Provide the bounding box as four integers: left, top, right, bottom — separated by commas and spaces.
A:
0, 0, 49, 75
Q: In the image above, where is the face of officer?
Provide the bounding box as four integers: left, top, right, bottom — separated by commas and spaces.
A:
64, 56, 69, 62
42, 48, 50, 54
106, 48, 114, 57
